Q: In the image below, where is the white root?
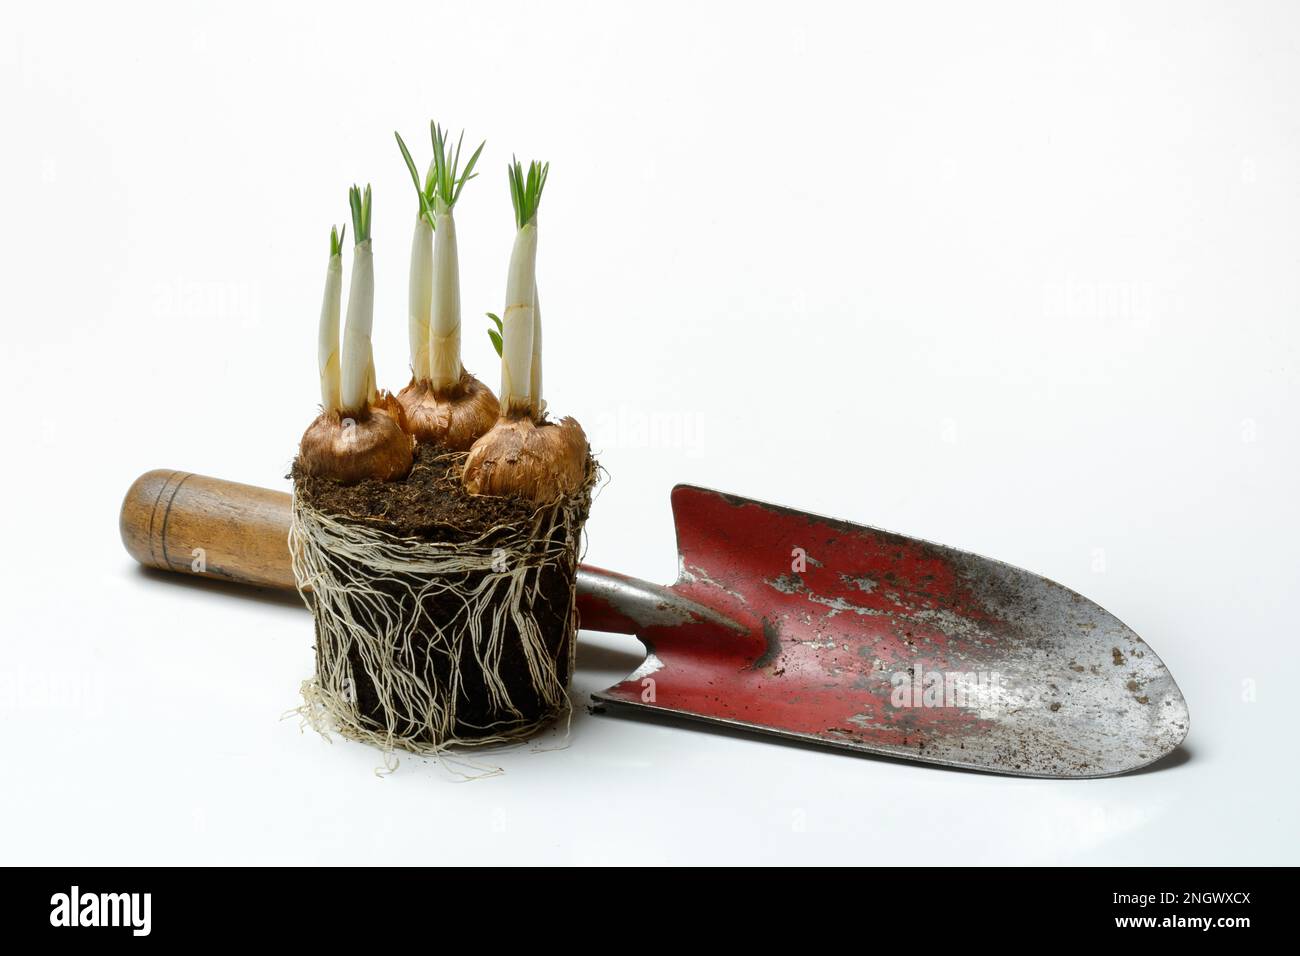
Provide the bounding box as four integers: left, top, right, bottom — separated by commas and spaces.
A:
317, 250, 342, 412
499, 221, 537, 415
407, 216, 433, 382
428, 209, 464, 391
339, 239, 375, 414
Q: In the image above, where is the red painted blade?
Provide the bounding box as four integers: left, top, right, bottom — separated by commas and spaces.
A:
591, 485, 1188, 778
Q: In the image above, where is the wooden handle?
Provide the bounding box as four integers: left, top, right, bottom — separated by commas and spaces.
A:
120, 470, 297, 591
120, 471, 648, 638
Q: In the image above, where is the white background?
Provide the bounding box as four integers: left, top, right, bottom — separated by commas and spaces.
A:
3, 1, 1297, 865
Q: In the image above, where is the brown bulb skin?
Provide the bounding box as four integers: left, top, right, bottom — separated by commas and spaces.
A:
462, 415, 589, 503
298, 393, 414, 484
396, 370, 500, 451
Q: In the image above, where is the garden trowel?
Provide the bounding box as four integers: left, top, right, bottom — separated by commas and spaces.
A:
120, 469, 1189, 778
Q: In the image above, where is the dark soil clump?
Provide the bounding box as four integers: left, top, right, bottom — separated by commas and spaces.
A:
293, 442, 536, 542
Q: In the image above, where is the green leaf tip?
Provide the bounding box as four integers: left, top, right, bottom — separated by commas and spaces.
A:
429, 120, 485, 213
329, 223, 346, 257
348, 184, 372, 244
486, 313, 503, 356
507, 157, 549, 229
395, 130, 437, 227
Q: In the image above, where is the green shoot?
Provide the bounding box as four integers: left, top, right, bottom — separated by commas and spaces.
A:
348, 184, 373, 244
486, 312, 503, 356
395, 131, 436, 227
429, 121, 485, 213
329, 223, 346, 258
507, 157, 549, 229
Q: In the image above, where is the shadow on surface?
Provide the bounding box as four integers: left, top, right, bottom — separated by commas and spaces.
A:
575, 636, 645, 673
1126, 743, 1193, 775
132, 565, 305, 610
